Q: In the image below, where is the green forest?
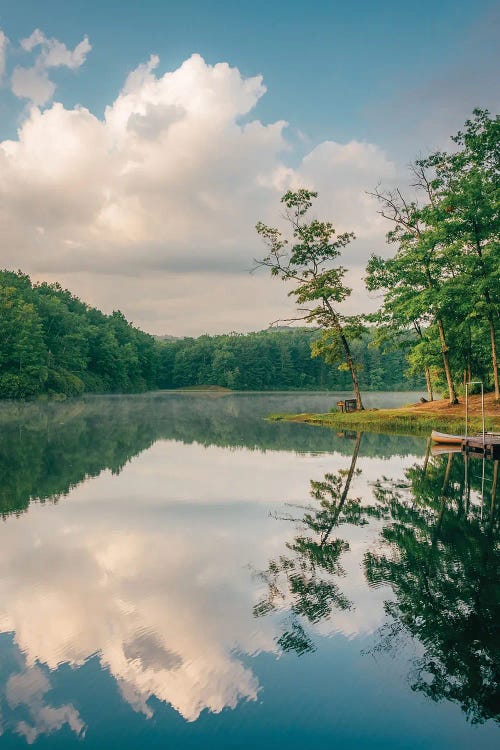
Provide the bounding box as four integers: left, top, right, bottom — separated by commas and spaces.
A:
158, 328, 423, 392
0, 269, 422, 398
0, 269, 160, 398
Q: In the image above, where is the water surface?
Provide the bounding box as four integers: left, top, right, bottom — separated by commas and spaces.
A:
0, 392, 498, 748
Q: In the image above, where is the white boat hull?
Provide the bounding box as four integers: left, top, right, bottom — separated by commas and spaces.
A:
431, 430, 463, 445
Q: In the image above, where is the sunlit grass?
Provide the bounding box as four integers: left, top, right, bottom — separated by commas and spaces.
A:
268, 408, 499, 437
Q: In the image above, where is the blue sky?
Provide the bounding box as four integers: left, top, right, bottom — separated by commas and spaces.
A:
2, 0, 497, 149
0, 0, 498, 333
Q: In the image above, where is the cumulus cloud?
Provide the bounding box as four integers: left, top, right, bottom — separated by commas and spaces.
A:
0, 49, 396, 334
20, 28, 91, 69
11, 29, 91, 105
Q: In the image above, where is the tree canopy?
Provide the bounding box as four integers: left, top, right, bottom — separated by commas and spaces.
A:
366, 109, 499, 402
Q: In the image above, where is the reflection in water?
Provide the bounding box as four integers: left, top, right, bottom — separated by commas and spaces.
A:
0, 494, 269, 727
0, 393, 498, 747
365, 453, 500, 725
0, 392, 424, 518
254, 433, 379, 654
257, 441, 499, 725
0, 652, 85, 744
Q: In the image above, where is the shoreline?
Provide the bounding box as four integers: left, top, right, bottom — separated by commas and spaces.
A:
268, 394, 500, 437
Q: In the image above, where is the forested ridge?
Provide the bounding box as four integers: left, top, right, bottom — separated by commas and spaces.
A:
0, 269, 159, 398
159, 328, 423, 391
0, 269, 422, 398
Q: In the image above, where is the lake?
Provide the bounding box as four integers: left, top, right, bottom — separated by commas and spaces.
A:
0, 392, 498, 749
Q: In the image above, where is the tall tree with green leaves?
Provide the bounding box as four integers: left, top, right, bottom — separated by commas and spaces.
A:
366, 185, 459, 404
417, 110, 500, 400
255, 189, 365, 409
0, 274, 48, 398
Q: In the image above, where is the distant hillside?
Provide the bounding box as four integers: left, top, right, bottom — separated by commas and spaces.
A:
154, 334, 182, 342
156, 327, 424, 392
0, 270, 159, 398
0, 270, 423, 399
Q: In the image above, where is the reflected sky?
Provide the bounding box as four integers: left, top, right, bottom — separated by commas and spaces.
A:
0, 393, 497, 748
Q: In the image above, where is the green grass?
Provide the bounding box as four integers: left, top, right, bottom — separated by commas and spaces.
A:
173, 385, 232, 393
268, 408, 500, 437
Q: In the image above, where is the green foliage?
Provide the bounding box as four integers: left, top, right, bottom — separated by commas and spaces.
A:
156, 327, 424, 392
256, 189, 365, 408
0, 268, 423, 400
366, 110, 499, 401
0, 280, 48, 397
367, 452, 500, 724
0, 270, 159, 399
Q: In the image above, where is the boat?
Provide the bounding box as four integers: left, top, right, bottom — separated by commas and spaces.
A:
431, 430, 464, 445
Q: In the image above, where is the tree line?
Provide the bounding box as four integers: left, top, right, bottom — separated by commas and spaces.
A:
256, 110, 499, 406
0, 269, 422, 398
158, 328, 423, 392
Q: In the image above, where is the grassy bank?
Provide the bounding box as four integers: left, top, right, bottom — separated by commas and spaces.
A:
268, 394, 500, 437
173, 385, 233, 393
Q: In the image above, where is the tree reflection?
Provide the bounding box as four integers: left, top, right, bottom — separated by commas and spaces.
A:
255, 434, 499, 725
366, 453, 500, 724
0, 396, 424, 519
254, 433, 382, 654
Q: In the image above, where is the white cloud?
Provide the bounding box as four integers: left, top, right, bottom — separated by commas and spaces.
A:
11, 66, 56, 106
11, 29, 91, 105
0, 50, 396, 334
21, 29, 91, 70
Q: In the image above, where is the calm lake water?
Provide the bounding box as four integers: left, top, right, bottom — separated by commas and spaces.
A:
0, 391, 498, 749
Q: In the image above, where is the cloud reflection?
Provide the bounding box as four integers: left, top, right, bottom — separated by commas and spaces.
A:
0, 439, 416, 734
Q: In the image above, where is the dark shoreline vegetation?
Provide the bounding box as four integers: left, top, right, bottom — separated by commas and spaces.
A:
0, 269, 423, 399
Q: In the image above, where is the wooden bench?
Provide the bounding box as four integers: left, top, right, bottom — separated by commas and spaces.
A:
337, 398, 357, 413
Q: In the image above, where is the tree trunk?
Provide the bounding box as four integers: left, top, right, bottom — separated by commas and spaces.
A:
422, 437, 431, 474
340, 334, 364, 410
437, 318, 458, 404
323, 297, 364, 410
320, 431, 363, 545
492, 460, 498, 514
472, 232, 499, 401
488, 315, 499, 401
424, 366, 434, 401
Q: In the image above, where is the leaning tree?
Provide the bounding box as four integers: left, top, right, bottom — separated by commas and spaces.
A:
255, 189, 365, 409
